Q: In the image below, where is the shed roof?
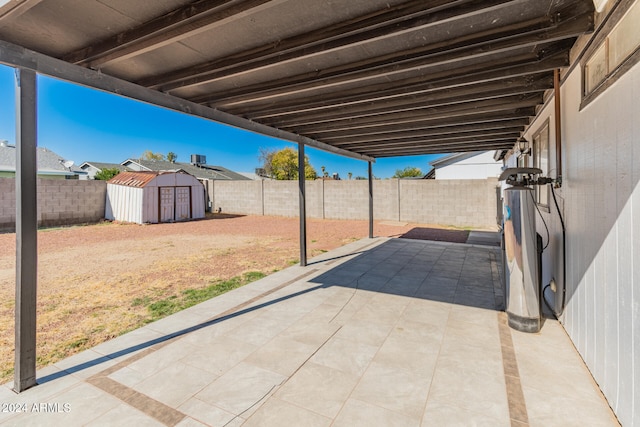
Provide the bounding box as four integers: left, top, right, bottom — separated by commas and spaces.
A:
107, 171, 162, 188
0, 0, 595, 159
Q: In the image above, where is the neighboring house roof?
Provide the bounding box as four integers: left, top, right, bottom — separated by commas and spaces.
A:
122, 159, 250, 180
79, 161, 131, 172
429, 152, 483, 169
0, 143, 85, 176
423, 168, 435, 179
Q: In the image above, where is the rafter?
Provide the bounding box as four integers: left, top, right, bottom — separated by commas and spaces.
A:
227, 49, 568, 118
139, 0, 518, 92
189, 9, 592, 106
286, 94, 542, 135
63, 0, 285, 68
259, 74, 552, 128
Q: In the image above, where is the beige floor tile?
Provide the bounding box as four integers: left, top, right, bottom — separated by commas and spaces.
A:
175, 417, 209, 427
244, 336, 318, 377
195, 362, 286, 416
85, 403, 166, 426
178, 397, 236, 426
401, 299, 451, 327
333, 398, 421, 427
333, 318, 394, 346
428, 367, 509, 421
351, 361, 432, 418
4, 383, 122, 427
276, 362, 359, 419
243, 397, 331, 427
180, 335, 257, 376
225, 310, 303, 346
523, 386, 619, 427
133, 362, 218, 407
127, 340, 201, 378
421, 401, 510, 427
310, 337, 379, 377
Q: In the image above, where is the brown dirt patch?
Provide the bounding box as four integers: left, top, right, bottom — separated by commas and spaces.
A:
0, 214, 465, 382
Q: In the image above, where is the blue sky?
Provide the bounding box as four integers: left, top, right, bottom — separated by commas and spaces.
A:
0, 64, 446, 178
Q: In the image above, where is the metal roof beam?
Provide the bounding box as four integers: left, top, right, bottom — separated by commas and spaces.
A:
260, 74, 553, 128
361, 139, 515, 156
289, 94, 542, 134
372, 143, 513, 157
140, 0, 518, 92
308, 107, 536, 139
333, 129, 523, 150
192, 9, 592, 106
318, 119, 530, 144
234, 50, 568, 118
0, 40, 373, 162
63, 0, 287, 68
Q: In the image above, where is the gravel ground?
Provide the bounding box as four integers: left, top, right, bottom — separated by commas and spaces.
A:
0, 214, 466, 381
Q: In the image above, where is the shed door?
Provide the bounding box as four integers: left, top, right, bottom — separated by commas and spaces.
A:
159, 187, 175, 222
175, 187, 191, 220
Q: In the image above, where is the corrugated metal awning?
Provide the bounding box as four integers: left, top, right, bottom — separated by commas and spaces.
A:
0, 0, 594, 159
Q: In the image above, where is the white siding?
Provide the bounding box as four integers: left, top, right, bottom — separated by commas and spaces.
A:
521, 59, 639, 425
105, 184, 144, 224
437, 151, 503, 179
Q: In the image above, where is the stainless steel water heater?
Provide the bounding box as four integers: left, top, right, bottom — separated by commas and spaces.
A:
499, 167, 548, 333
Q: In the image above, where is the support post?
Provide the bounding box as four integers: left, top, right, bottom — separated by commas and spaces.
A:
368, 161, 373, 238
14, 68, 38, 392
298, 143, 307, 266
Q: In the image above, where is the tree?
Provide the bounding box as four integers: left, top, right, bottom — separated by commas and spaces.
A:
348, 172, 353, 180
393, 166, 423, 178
141, 150, 165, 161
263, 147, 317, 180
167, 152, 178, 163
94, 168, 120, 181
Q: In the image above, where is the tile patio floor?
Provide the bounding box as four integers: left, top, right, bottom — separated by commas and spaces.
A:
0, 237, 619, 426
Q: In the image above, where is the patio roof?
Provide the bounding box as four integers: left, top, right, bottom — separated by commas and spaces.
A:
0, 0, 594, 159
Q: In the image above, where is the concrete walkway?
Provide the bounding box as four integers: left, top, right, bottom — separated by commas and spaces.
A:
0, 238, 618, 426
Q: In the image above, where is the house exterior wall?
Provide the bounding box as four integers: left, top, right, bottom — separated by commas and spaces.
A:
211, 178, 499, 229
0, 178, 106, 230
436, 151, 503, 180
512, 44, 639, 426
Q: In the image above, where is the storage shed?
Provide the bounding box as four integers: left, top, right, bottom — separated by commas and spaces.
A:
105, 171, 205, 224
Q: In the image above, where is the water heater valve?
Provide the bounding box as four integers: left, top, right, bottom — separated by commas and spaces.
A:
499, 167, 552, 187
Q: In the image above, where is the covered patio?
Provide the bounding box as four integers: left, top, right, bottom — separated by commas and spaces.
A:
0, 238, 616, 426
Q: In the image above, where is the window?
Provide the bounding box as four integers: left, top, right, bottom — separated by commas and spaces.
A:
533, 122, 549, 208
583, 0, 640, 101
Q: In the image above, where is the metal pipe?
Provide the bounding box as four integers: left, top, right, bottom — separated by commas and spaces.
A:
298, 143, 307, 267
368, 161, 373, 238
554, 69, 563, 185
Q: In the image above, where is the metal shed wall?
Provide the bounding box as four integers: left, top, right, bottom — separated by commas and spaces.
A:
105, 173, 205, 224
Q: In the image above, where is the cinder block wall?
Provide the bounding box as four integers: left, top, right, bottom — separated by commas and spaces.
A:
0, 178, 107, 230
211, 180, 263, 215
213, 178, 498, 229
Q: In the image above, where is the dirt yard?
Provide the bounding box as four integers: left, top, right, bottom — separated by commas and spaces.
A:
0, 214, 467, 383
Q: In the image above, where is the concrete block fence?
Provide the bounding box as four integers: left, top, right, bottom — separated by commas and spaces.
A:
0, 178, 106, 231
1, 177, 498, 231
209, 178, 499, 230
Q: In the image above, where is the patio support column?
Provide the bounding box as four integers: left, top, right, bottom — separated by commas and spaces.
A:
298, 143, 307, 266
14, 68, 38, 392
368, 161, 373, 238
